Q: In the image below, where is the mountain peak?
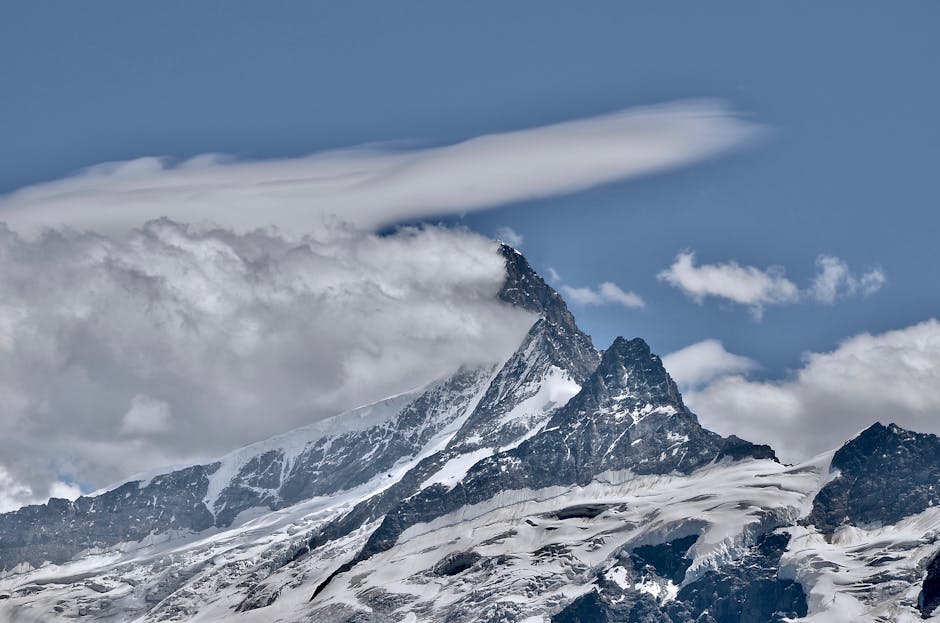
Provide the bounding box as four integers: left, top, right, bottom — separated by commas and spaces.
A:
808, 420, 940, 532
852, 421, 922, 447
604, 335, 652, 360
581, 335, 683, 412
496, 244, 598, 383
497, 243, 578, 329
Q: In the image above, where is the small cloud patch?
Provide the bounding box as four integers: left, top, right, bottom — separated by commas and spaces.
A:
658, 250, 885, 319
561, 282, 645, 309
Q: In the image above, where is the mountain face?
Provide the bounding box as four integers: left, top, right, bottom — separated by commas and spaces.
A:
319, 335, 774, 591
807, 422, 940, 533
1, 244, 939, 623
0, 368, 497, 572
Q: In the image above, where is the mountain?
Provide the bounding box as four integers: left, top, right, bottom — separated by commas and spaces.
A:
1, 244, 939, 623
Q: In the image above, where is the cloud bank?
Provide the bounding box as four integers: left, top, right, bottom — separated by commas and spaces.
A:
0, 221, 535, 510
658, 250, 885, 318
0, 101, 760, 237
671, 320, 940, 462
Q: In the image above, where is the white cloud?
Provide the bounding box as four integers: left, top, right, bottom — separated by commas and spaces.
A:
121, 395, 173, 435
495, 226, 524, 248
658, 250, 886, 318
0, 220, 536, 506
0, 101, 760, 238
0, 467, 33, 514
657, 251, 798, 318
810, 255, 886, 303
0, 467, 81, 513
562, 282, 646, 309
662, 339, 757, 388
546, 267, 562, 283
679, 319, 940, 462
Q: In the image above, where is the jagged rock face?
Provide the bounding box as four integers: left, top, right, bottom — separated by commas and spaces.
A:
807, 422, 940, 533
212, 366, 494, 526
0, 463, 218, 571
0, 369, 494, 573
497, 244, 599, 382
631, 535, 699, 584
289, 245, 602, 565
333, 335, 774, 577
540, 532, 805, 623
443, 247, 600, 456
921, 550, 940, 617
297, 317, 594, 560
230, 243, 599, 538
539, 336, 775, 481
447, 317, 596, 454
675, 532, 807, 623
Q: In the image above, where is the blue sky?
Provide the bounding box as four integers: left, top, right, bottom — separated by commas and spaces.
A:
3, 2, 937, 376
1, 2, 939, 502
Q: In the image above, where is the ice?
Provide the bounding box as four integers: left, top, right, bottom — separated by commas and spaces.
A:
420, 449, 494, 490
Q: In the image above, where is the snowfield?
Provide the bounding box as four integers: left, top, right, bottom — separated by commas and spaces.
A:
0, 449, 916, 623
2, 449, 939, 622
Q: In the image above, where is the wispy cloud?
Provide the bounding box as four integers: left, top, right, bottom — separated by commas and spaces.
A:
658, 250, 885, 319
0, 100, 761, 237
810, 255, 886, 303
495, 226, 524, 248
561, 282, 646, 309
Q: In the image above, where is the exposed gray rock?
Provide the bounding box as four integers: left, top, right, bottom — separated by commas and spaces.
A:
292, 243, 601, 569
212, 366, 494, 526
0, 464, 217, 571
920, 549, 940, 617
313, 335, 774, 599
552, 532, 805, 623
808, 422, 940, 533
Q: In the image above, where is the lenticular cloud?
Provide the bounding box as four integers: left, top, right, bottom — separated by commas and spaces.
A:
0, 100, 760, 237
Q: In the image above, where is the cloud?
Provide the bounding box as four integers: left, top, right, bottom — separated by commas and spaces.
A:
0, 467, 81, 514
561, 282, 646, 309
677, 319, 940, 462
658, 250, 886, 318
810, 255, 886, 303
121, 395, 173, 436
495, 226, 524, 248
657, 251, 798, 318
0, 220, 536, 506
0, 101, 760, 237
662, 339, 758, 388
546, 267, 562, 283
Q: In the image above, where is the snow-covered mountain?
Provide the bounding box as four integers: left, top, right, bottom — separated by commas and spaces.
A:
1, 245, 939, 623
